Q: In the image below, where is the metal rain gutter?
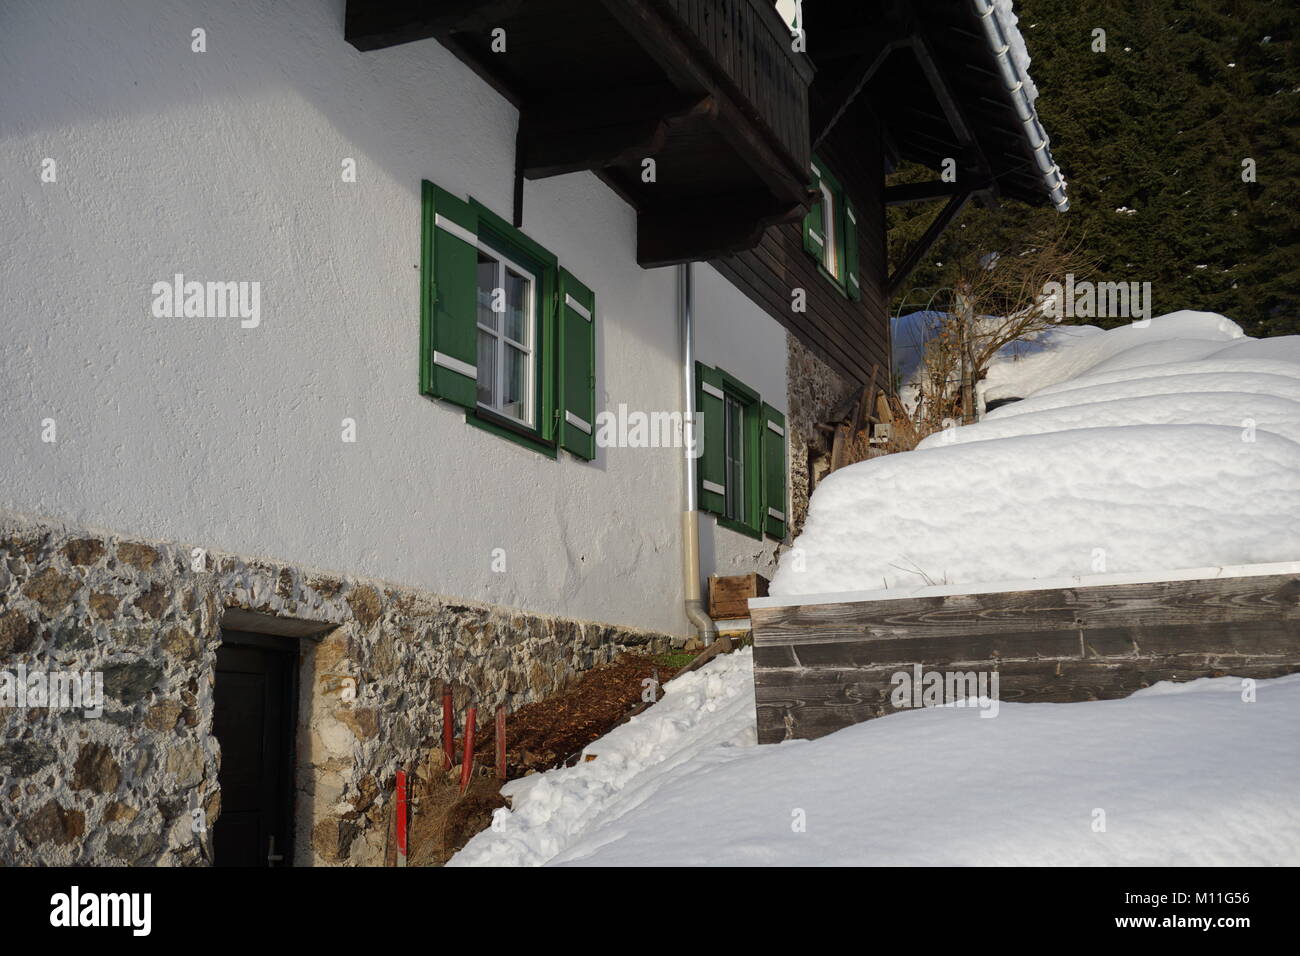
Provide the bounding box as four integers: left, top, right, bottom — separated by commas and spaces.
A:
972, 0, 1069, 211
678, 263, 719, 643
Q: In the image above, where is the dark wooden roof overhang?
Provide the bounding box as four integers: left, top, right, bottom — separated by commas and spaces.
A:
802, 0, 1066, 296
346, 0, 817, 267
807, 0, 1060, 208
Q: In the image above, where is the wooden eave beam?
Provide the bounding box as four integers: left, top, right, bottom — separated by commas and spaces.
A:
521, 92, 711, 180
885, 178, 991, 206
343, 0, 524, 52
905, 33, 999, 210
886, 189, 974, 298
637, 194, 804, 268
811, 36, 907, 151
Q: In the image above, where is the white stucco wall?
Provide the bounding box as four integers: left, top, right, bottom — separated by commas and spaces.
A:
693, 263, 789, 584
0, 0, 790, 635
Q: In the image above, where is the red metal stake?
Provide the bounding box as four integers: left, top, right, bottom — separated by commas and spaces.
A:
442, 685, 454, 771
460, 706, 477, 794
495, 704, 507, 780
395, 770, 407, 867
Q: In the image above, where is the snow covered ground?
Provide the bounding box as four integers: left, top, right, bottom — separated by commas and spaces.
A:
774, 311, 1300, 598
449, 650, 757, 867
450, 311, 1300, 868
451, 649, 1300, 866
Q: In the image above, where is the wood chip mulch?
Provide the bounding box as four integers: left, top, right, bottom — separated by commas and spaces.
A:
469, 652, 686, 778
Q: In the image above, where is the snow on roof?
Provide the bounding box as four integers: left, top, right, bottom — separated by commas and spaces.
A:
770, 311, 1300, 598
973, 0, 1069, 210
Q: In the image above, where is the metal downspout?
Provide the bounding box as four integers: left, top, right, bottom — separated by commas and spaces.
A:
679, 263, 719, 642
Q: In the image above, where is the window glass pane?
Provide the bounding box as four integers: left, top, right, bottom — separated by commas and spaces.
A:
476, 329, 496, 408
504, 345, 528, 421
504, 268, 528, 344
476, 252, 499, 330
724, 396, 744, 522
819, 182, 837, 276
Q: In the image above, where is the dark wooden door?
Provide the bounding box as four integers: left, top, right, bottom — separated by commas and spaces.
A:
213, 630, 298, 867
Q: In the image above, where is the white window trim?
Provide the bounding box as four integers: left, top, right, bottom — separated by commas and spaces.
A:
475, 244, 537, 428
723, 393, 747, 525
818, 180, 838, 278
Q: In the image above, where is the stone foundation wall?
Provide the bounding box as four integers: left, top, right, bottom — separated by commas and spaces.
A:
0, 510, 676, 866
785, 333, 860, 538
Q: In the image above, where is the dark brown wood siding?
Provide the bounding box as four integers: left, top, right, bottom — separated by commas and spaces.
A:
711, 109, 888, 386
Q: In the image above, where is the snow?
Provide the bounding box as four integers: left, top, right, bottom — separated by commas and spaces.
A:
772, 312, 1300, 598
450, 649, 1300, 866
446, 309, 1300, 869
891, 310, 946, 401
993, 0, 1038, 106
981, 310, 1246, 402
447, 650, 757, 867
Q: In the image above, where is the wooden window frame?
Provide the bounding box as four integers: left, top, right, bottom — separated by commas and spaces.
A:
714, 369, 764, 541
805, 158, 850, 298
417, 180, 592, 465
474, 243, 538, 428
465, 199, 562, 458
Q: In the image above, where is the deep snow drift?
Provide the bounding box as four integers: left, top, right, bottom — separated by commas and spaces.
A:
772, 311, 1300, 598
451, 650, 1300, 866
449, 311, 1300, 868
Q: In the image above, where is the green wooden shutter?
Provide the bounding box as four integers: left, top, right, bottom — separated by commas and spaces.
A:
761, 404, 788, 539
800, 180, 821, 257
695, 363, 726, 515
844, 199, 861, 301
557, 269, 596, 460
420, 180, 479, 409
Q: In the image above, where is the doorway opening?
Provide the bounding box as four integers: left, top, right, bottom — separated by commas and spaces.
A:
213, 628, 300, 867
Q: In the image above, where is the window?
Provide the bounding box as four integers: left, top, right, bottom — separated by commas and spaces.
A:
723, 393, 747, 523
815, 179, 838, 278
419, 180, 596, 460
475, 247, 535, 426
802, 158, 861, 301
696, 363, 788, 541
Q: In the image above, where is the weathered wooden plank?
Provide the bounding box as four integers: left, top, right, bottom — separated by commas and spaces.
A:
1082, 619, 1300, 659
708, 572, 768, 619
787, 627, 1086, 667
755, 652, 1300, 744
752, 569, 1300, 743
752, 573, 1300, 646
752, 589, 1087, 643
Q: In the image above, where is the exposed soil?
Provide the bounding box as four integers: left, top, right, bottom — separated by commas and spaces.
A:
476, 651, 689, 776
406, 651, 690, 864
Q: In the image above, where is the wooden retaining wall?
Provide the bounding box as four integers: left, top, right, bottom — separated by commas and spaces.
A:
750, 567, 1300, 744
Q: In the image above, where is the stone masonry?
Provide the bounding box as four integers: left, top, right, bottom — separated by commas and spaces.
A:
0, 510, 676, 866
785, 333, 860, 538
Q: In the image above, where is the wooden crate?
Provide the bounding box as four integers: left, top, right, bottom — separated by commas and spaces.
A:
708, 573, 769, 620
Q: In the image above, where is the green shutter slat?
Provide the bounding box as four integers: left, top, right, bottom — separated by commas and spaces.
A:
696, 363, 726, 515
557, 268, 596, 460
844, 199, 861, 301
803, 162, 825, 258
420, 180, 479, 410
762, 403, 788, 539
803, 190, 823, 257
